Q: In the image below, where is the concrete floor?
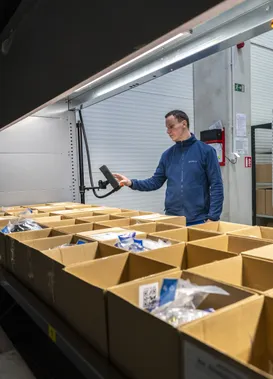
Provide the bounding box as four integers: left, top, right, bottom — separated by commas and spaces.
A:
0, 327, 35, 379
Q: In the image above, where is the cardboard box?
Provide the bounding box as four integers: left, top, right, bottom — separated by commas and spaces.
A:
182, 296, 273, 379
185, 235, 273, 268
140, 238, 234, 269
75, 215, 112, 223
256, 189, 266, 215
33, 206, 66, 212
256, 164, 272, 183
19, 234, 90, 289
107, 211, 154, 218
5, 209, 39, 216
242, 244, 273, 261
94, 219, 183, 233
65, 204, 100, 209
190, 220, 250, 233
76, 227, 142, 242
150, 227, 219, 243
50, 208, 96, 215
46, 202, 82, 207
107, 271, 256, 379
37, 216, 89, 228
266, 189, 273, 216
187, 255, 273, 293
126, 222, 184, 234
56, 253, 178, 356
131, 214, 186, 226
5, 228, 65, 277
229, 226, 273, 241
53, 222, 109, 234
0, 218, 17, 267
31, 240, 124, 306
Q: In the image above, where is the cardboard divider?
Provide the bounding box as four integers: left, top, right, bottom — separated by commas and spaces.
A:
242, 244, 273, 261
46, 202, 83, 207
30, 241, 125, 307
52, 222, 110, 234
5, 228, 66, 275
0, 218, 17, 267
131, 214, 186, 226
33, 206, 66, 213
15, 234, 90, 288
181, 296, 273, 379
56, 253, 178, 357
76, 228, 147, 242
5, 209, 40, 216
50, 208, 97, 216
107, 271, 257, 379
185, 235, 273, 268
140, 239, 235, 270
65, 204, 101, 210
187, 255, 273, 293
150, 227, 220, 243
105, 211, 154, 218
229, 226, 273, 242
38, 217, 90, 228
189, 220, 250, 233
74, 215, 112, 223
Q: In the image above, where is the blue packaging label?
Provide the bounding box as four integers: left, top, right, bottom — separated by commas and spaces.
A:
159, 279, 178, 306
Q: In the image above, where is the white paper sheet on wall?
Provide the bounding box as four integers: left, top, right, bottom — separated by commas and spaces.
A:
235, 113, 247, 137
235, 137, 248, 155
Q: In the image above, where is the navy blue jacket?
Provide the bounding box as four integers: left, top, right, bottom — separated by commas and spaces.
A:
131, 134, 224, 223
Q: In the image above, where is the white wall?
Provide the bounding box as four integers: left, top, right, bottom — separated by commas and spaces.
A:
193, 44, 252, 225
82, 65, 194, 212
0, 112, 78, 206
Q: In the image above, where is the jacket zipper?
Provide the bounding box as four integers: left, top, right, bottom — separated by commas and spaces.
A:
181, 147, 184, 215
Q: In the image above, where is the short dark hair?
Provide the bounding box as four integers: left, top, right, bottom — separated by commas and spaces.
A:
165, 110, 190, 128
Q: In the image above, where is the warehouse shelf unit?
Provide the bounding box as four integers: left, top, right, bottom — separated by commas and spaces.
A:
0, 269, 126, 379
251, 123, 272, 226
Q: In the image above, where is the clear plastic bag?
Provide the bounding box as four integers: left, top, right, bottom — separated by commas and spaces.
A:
115, 233, 171, 253
150, 279, 229, 327
1, 218, 42, 234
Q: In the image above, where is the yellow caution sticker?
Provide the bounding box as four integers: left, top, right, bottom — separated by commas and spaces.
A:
48, 324, 57, 343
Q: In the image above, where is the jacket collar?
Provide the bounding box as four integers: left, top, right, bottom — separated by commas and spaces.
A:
175, 133, 197, 147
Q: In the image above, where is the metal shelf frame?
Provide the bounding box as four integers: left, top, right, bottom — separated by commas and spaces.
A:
0, 268, 126, 379
251, 123, 272, 225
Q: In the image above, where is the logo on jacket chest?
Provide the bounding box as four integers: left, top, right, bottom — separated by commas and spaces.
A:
188, 160, 198, 163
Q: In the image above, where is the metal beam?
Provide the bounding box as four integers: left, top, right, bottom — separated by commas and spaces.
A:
70, 0, 273, 110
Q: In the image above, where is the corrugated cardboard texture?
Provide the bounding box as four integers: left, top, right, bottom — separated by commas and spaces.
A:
182, 296, 273, 378
107, 271, 256, 379
52, 223, 104, 234
257, 189, 266, 215
187, 255, 273, 293
150, 228, 219, 242
242, 245, 273, 261
190, 221, 250, 233
56, 253, 177, 356
73, 215, 111, 223
256, 164, 272, 184
31, 241, 124, 306
266, 189, 273, 216
131, 215, 186, 226
229, 226, 273, 241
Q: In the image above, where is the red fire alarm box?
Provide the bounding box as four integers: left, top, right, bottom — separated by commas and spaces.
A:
200, 128, 225, 166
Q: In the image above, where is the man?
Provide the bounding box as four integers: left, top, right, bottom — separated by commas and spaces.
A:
114, 110, 224, 226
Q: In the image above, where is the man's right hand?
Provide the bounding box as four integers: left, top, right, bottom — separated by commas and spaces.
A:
113, 173, 132, 187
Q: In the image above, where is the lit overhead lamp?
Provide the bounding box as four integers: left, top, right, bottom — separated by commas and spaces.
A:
74, 31, 191, 93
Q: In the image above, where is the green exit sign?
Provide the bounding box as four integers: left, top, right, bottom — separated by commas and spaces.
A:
235, 83, 245, 92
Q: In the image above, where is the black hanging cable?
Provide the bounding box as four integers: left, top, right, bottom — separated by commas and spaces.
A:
78, 108, 118, 198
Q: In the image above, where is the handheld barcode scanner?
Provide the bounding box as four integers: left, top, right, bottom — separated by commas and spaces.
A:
99, 165, 121, 191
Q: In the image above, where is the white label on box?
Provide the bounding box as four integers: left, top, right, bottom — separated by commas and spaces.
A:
139, 283, 159, 310
183, 340, 249, 379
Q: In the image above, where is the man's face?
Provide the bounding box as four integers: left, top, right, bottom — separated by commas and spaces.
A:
165, 115, 187, 142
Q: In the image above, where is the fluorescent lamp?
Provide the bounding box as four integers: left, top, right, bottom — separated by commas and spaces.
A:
74, 32, 190, 92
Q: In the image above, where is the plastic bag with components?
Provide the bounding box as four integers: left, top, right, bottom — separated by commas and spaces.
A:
150, 278, 229, 327
1, 218, 42, 234
115, 232, 171, 252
